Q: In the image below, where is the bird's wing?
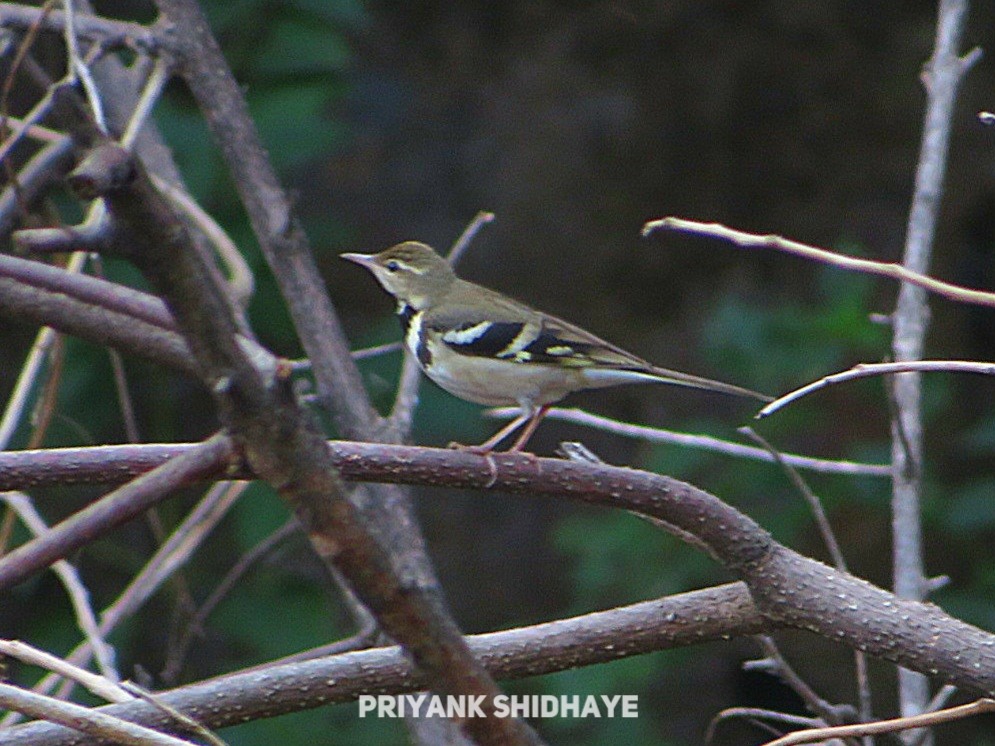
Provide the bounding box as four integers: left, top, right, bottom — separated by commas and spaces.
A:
425, 281, 771, 402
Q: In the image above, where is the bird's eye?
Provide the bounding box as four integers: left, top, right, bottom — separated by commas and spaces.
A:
385, 260, 401, 272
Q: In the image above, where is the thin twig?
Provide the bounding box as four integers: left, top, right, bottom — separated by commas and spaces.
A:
1, 493, 119, 680
752, 637, 855, 732
0, 252, 87, 449
161, 515, 296, 683
87, 255, 143, 443
706, 707, 822, 746
446, 210, 495, 267
0, 639, 130, 703
487, 406, 891, 476
24, 333, 65, 450
908, 686, 958, 746
118, 682, 228, 746
643, 216, 995, 308
761, 698, 995, 746
758, 360, 995, 420
738, 428, 847, 569
62, 0, 107, 133
0, 682, 199, 746
119, 57, 170, 149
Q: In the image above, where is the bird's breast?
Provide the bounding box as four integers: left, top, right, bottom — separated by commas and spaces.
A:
418, 335, 589, 407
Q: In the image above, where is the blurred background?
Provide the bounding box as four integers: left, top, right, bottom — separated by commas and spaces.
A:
4, 1, 995, 743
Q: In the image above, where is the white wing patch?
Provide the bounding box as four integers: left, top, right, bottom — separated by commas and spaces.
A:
496, 323, 540, 359
442, 321, 492, 346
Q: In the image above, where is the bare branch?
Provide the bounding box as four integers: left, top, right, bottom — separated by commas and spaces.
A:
0, 683, 199, 746
0, 434, 234, 590
890, 0, 977, 729
0, 584, 767, 745
0, 640, 130, 703
761, 699, 995, 746
2, 441, 995, 700
759, 360, 995, 419
0, 2, 160, 52
643, 216, 995, 309
487, 406, 891, 476
0, 271, 196, 374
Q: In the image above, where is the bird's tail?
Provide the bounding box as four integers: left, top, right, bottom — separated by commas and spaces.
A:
646, 365, 773, 402
580, 366, 772, 402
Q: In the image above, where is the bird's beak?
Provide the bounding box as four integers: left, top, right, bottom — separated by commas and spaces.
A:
341, 252, 377, 270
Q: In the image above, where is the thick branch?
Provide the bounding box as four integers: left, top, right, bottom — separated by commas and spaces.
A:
20, 142, 537, 746
153, 0, 379, 437
0, 252, 175, 329
2, 441, 995, 698
0, 435, 233, 590
146, 5, 495, 741
0, 584, 765, 745
0, 273, 194, 374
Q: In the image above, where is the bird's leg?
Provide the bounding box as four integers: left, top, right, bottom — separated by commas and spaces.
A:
507, 404, 551, 453
451, 404, 550, 455
452, 410, 530, 454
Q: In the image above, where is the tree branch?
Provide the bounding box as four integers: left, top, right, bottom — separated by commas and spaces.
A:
758, 360, 995, 419
890, 0, 978, 727
0, 3, 161, 53
19, 141, 539, 745
153, 0, 379, 437
0, 584, 767, 745
642, 216, 995, 309
0, 434, 233, 590
2, 440, 995, 699
0, 271, 195, 374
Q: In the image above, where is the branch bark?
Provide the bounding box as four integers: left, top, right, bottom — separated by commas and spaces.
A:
0, 584, 764, 745
14, 141, 539, 746
890, 0, 977, 727
2, 440, 995, 701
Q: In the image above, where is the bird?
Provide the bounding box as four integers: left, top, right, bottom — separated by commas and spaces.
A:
342, 241, 771, 453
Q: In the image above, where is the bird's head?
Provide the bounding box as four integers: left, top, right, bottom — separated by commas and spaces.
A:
342, 241, 456, 310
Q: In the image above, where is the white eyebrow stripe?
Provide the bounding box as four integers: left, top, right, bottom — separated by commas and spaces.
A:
442, 321, 493, 345
391, 260, 426, 275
